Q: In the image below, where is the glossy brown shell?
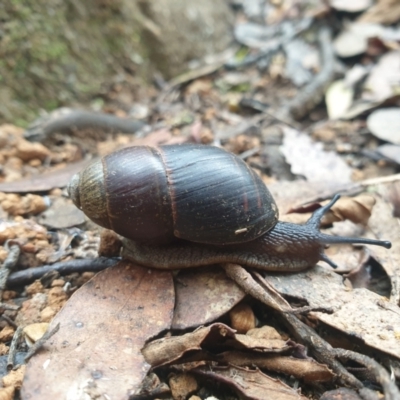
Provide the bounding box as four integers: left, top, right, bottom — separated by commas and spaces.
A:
68, 144, 279, 245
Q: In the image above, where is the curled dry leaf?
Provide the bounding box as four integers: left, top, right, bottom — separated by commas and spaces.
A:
193, 365, 308, 400
322, 195, 376, 226
142, 323, 289, 368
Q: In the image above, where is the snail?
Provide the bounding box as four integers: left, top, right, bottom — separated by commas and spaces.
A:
68, 144, 391, 272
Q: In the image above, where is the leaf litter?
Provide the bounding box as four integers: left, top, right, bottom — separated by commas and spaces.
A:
0, 1, 399, 399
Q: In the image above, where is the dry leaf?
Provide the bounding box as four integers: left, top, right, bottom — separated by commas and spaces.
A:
220, 351, 335, 382
325, 80, 354, 120
23, 323, 49, 346
280, 127, 352, 183
21, 261, 175, 399
172, 267, 245, 330
142, 323, 289, 368
367, 108, 400, 145
193, 365, 308, 400
330, 0, 372, 13
322, 195, 376, 226
377, 144, 400, 164
363, 51, 400, 102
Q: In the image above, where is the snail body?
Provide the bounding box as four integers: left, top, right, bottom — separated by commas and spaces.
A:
69, 144, 391, 272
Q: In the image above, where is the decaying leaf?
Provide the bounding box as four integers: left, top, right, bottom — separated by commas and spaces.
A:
193, 365, 308, 400
280, 127, 352, 183
21, 261, 175, 400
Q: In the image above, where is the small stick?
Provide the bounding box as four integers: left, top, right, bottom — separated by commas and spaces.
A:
6, 257, 119, 288
333, 348, 400, 400
1, 315, 18, 329
7, 326, 23, 370
25, 323, 60, 363
222, 263, 292, 312
0, 242, 21, 299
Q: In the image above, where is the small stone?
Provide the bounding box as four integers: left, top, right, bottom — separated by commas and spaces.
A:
0, 326, 15, 342
16, 139, 50, 162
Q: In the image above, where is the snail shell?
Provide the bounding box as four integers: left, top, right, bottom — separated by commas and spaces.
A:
68, 144, 278, 245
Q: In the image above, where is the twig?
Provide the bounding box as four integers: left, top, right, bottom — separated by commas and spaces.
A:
25, 323, 60, 362
0, 242, 21, 299
7, 326, 23, 370
275, 25, 335, 122
222, 263, 292, 312
1, 315, 18, 329
333, 349, 400, 400
24, 108, 145, 142
6, 257, 119, 288
361, 173, 400, 187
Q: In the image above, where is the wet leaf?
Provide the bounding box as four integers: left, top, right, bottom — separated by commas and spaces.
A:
21, 261, 175, 400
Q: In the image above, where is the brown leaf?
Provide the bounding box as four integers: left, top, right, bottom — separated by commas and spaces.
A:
142, 323, 237, 368
193, 365, 308, 400
21, 261, 175, 400
0, 160, 91, 193
172, 267, 245, 330
322, 195, 376, 226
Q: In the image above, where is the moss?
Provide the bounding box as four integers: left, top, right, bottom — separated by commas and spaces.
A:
0, 0, 147, 124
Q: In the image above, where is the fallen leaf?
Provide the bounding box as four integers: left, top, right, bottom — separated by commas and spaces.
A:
172, 267, 245, 330
325, 80, 354, 120
377, 144, 400, 164
358, 0, 400, 24
23, 323, 49, 346
334, 23, 383, 58
330, 0, 372, 13
220, 351, 335, 382
280, 127, 352, 183
367, 107, 400, 145
142, 323, 289, 368
21, 261, 175, 400
0, 160, 91, 193
38, 197, 86, 229
363, 51, 400, 102
193, 365, 308, 400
